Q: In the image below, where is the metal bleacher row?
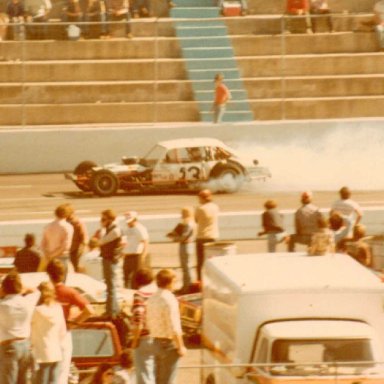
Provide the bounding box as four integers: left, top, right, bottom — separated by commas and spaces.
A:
0, 0, 382, 126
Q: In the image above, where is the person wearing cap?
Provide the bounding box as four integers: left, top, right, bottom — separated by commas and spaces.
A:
287, 191, 323, 252
122, 211, 149, 289
331, 186, 362, 237
97, 209, 123, 317
195, 189, 219, 281
212, 73, 231, 124
14, 233, 41, 273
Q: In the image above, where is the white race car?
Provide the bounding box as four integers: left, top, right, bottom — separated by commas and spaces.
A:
65, 137, 270, 196
19, 272, 134, 307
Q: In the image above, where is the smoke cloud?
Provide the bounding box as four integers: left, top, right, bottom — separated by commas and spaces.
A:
235, 125, 384, 192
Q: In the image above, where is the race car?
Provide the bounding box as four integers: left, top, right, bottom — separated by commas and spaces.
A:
65, 137, 271, 197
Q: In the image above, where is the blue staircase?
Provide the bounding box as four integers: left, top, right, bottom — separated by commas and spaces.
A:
170, 0, 254, 123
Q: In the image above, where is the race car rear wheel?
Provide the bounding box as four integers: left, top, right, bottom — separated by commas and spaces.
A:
74, 160, 97, 175
212, 166, 243, 193
73, 161, 97, 192
91, 170, 119, 197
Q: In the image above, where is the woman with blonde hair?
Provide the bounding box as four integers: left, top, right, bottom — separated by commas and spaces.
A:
31, 281, 66, 384
167, 206, 196, 293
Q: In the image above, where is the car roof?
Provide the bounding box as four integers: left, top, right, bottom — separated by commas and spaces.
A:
157, 137, 230, 150
20, 271, 106, 293
205, 253, 384, 294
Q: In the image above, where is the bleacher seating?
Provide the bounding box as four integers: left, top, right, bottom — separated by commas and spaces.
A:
0, 0, 382, 125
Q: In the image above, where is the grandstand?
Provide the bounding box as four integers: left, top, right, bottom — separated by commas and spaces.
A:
0, 0, 381, 126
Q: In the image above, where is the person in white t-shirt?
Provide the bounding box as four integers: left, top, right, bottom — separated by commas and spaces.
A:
331, 186, 362, 236
122, 211, 149, 288
31, 282, 66, 384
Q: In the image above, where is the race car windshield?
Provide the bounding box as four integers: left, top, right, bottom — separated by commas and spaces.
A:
144, 145, 167, 162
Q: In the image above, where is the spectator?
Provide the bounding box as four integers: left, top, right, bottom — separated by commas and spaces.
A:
92, 363, 116, 384
308, 216, 335, 256
63, 0, 81, 22
331, 186, 363, 236
287, 191, 323, 252
146, 269, 187, 384
6, 0, 26, 40
285, 0, 312, 34
0, 13, 9, 41
329, 210, 351, 250
374, 0, 384, 50
85, 0, 107, 38
106, 0, 132, 38
114, 349, 135, 383
258, 199, 287, 253
343, 224, 373, 267
31, 281, 66, 384
195, 189, 219, 281
131, 0, 150, 18
310, 0, 333, 32
24, 0, 52, 39
14, 233, 41, 273
122, 211, 149, 289
0, 271, 40, 384
66, 204, 88, 272
130, 268, 157, 384
98, 209, 122, 317
40, 204, 74, 272
167, 206, 195, 293
46, 258, 94, 384
81, 236, 102, 280
212, 73, 231, 124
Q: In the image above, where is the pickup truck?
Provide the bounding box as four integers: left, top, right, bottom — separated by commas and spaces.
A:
202, 253, 384, 384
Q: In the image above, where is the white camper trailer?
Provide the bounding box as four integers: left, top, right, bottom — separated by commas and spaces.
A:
202, 253, 384, 384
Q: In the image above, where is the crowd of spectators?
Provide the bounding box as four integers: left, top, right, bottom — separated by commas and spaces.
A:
258, 186, 372, 267
0, 184, 377, 383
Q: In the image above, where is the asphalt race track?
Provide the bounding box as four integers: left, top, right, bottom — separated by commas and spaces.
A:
1, 173, 384, 221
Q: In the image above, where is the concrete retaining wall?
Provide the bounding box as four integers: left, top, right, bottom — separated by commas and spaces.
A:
1, 118, 384, 173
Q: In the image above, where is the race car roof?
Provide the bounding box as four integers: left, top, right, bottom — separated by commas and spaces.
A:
157, 137, 231, 151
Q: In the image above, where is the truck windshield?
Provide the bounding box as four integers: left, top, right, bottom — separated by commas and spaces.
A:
270, 339, 377, 376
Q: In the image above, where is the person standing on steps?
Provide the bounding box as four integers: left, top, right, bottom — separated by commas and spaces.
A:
212, 73, 231, 124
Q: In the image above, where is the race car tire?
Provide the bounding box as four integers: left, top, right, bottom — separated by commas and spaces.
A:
73, 161, 97, 192
74, 160, 97, 175
211, 166, 243, 193
91, 170, 119, 197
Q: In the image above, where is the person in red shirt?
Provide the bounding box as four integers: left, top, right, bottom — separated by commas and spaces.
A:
285, 0, 313, 33
212, 73, 231, 124
46, 259, 94, 384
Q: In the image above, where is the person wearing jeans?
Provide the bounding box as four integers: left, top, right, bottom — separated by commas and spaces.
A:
0, 272, 40, 384
167, 207, 195, 293
146, 269, 187, 384
131, 268, 157, 384
98, 209, 122, 317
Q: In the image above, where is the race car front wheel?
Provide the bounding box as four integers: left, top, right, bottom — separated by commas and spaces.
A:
212, 166, 244, 193
91, 170, 119, 197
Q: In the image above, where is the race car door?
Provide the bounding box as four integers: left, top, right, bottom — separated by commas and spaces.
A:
152, 147, 209, 186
